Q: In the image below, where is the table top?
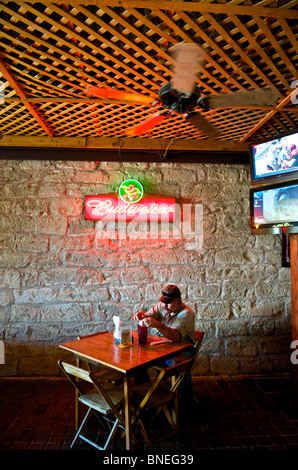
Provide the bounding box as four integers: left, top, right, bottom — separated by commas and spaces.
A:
59, 331, 193, 376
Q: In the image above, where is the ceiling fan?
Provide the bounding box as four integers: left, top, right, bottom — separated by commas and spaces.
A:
85, 43, 279, 139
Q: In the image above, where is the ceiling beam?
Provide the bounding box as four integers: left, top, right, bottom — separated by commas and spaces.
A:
0, 135, 249, 153
17, 1, 298, 19
0, 61, 53, 137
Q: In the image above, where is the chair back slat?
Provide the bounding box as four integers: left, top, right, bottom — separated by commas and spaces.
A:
163, 359, 192, 380
59, 361, 93, 383
192, 331, 204, 363
59, 361, 124, 423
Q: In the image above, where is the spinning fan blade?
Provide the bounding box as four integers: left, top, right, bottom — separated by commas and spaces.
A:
85, 85, 153, 105
126, 111, 170, 137
170, 43, 204, 95
186, 112, 221, 139
206, 89, 279, 109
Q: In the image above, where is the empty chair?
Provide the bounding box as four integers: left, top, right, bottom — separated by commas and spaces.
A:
59, 360, 125, 450
75, 331, 123, 429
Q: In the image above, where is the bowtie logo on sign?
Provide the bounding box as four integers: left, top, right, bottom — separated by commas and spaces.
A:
118, 179, 144, 204
85, 179, 176, 222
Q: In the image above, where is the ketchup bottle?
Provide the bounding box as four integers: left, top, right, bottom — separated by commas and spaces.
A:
138, 320, 148, 345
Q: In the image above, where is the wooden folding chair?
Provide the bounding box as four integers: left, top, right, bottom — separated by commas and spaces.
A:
75, 331, 123, 429
131, 358, 193, 449
59, 361, 125, 450
170, 330, 204, 424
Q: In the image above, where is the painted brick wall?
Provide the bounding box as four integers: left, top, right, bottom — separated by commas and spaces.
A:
0, 159, 291, 376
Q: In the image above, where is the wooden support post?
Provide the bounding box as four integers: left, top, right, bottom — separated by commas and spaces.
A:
290, 234, 298, 390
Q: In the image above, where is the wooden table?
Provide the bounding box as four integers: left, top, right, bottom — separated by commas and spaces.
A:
59, 331, 193, 450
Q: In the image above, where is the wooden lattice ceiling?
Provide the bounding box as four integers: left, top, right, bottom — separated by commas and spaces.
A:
0, 0, 297, 153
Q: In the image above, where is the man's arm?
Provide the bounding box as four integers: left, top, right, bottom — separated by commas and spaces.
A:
132, 304, 160, 321
143, 316, 181, 342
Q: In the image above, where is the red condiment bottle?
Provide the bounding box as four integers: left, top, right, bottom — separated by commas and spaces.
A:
138, 320, 148, 344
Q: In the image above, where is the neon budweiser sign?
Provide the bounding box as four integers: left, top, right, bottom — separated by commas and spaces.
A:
85, 180, 175, 222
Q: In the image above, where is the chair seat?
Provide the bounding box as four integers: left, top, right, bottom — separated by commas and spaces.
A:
94, 369, 123, 385
132, 387, 174, 410
79, 386, 124, 414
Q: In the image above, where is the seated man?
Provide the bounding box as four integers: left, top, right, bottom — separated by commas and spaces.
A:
132, 284, 196, 415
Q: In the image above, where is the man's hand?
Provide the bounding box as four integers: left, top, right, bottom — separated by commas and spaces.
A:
132, 311, 146, 320
143, 316, 159, 328
144, 316, 181, 342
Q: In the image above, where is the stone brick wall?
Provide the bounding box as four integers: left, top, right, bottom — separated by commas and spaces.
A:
0, 159, 292, 376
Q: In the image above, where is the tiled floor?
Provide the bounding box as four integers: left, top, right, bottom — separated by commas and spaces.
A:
0, 375, 298, 452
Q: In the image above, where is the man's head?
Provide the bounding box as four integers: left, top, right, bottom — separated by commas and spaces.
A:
159, 285, 181, 313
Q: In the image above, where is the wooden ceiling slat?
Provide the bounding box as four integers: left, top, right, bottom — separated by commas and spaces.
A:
240, 86, 298, 142
72, 6, 165, 88
1, 53, 82, 99
0, 104, 27, 130
47, 103, 116, 132
279, 111, 297, 129
18, 1, 297, 19
0, 18, 89, 93
0, 106, 45, 134
3, 2, 154, 95
229, 14, 293, 91
1, 5, 151, 97
150, 9, 236, 94
278, 18, 298, 54
128, 8, 179, 47
0, 101, 16, 118
253, 16, 297, 80
73, 4, 170, 88
40, 3, 162, 91
99, 6, 173, 74
0, 31, 87, 95
0, 60, 53, 136
193, 11, 282, 94
175, 10, 259, 92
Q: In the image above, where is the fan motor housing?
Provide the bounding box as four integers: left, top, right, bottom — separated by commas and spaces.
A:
158, 82, 202, 114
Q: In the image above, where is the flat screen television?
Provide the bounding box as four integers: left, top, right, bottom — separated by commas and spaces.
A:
250, 180, 298, 234
249, 128, 298, 187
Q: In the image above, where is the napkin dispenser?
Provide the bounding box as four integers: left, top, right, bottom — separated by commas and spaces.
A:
113, 315, 133, 347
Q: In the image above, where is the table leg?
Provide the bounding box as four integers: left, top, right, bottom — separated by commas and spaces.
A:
124, 376, 132, 450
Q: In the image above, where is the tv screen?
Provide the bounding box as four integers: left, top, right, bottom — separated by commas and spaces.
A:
249, 128, 298, 186
250, 180, 298, 234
